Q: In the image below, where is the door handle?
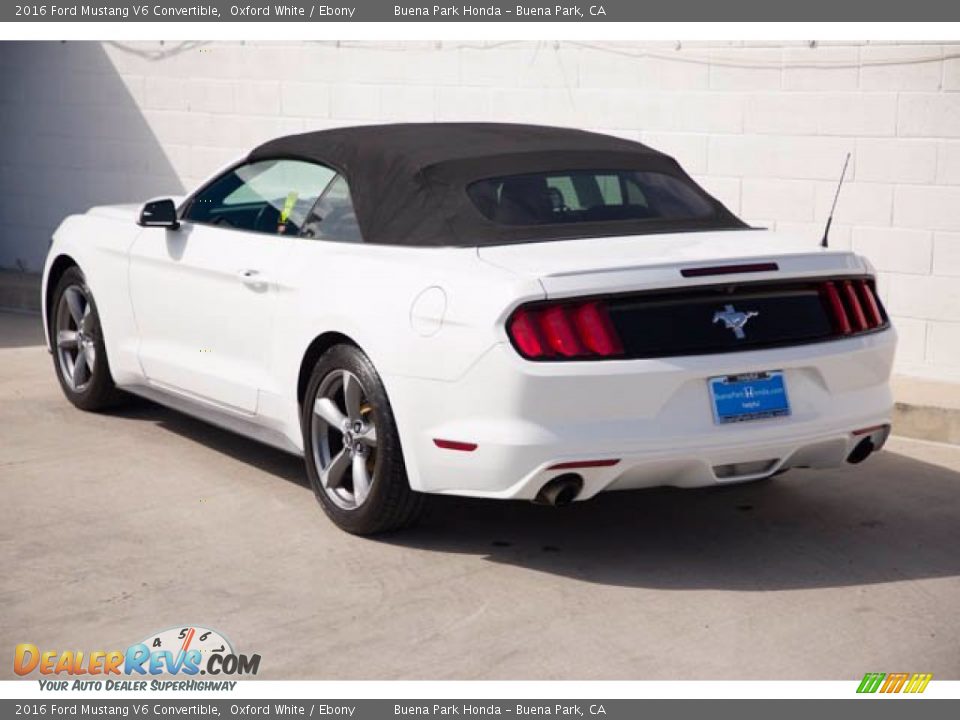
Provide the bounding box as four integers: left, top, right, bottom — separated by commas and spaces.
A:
237, 269, 271, 289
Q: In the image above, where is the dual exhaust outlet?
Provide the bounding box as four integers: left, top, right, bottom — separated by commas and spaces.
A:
533, 423, 889, 506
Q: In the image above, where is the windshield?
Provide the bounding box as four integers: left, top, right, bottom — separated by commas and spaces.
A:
467, 169, 718, 227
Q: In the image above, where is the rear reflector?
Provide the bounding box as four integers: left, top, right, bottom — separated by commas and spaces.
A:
433, 439, 478, 452
852, 424, 889, 436
508, 299, 624, 360
681, 262, 779, 278
547, 459, 620, 470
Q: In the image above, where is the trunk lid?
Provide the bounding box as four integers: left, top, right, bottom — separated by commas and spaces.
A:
476, 229, 868, 297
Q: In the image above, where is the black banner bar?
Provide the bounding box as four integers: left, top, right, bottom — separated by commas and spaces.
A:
1, 700, 959, 720
4, 0, 960, 22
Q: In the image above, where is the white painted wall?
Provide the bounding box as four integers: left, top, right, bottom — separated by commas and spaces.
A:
1, 40, 958, 380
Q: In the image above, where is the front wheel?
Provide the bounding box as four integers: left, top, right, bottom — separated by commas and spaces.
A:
301, 344, 423, 535
50, 266, 121, 411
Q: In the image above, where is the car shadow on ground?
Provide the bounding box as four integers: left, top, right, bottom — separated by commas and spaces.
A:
109, 396, 310, 488
110, 397, 960, 593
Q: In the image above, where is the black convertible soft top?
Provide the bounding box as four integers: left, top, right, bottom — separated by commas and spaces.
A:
248, 122, 745, 247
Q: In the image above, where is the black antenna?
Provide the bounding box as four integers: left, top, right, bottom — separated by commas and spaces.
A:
821, 152, 851, 248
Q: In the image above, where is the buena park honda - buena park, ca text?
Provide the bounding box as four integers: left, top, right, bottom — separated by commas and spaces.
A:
14, 4, 608, 18
395, 5, 608, 16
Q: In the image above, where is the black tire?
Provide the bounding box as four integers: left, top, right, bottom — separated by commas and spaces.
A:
301, 344, 423, 535
50, 266, 122, 412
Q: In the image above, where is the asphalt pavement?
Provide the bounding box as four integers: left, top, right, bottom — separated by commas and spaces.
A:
2, 310, 958, 680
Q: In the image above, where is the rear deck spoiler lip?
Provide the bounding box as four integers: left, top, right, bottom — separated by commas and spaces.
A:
540, 251, 864, 280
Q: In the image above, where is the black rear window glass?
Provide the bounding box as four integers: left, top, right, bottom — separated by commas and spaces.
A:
467, 170, 717, 227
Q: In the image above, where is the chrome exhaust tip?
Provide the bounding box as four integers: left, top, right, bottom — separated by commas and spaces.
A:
534, 474, 584, 506
847, 437, 875, 464
847, 423, 891, 464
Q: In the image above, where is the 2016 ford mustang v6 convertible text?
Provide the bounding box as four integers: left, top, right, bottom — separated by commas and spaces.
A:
42, 123, 895, 534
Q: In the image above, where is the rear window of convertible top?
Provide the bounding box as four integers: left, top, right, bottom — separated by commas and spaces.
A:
466, 169, 718, 227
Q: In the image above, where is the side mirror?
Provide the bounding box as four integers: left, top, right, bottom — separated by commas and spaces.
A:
138, 198, 180, 229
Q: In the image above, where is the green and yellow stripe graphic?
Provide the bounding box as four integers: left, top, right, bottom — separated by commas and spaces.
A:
857, 672, 933, 694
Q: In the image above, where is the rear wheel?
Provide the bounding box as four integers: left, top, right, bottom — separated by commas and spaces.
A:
302, 344, 423, 535
50, 267, 120, 411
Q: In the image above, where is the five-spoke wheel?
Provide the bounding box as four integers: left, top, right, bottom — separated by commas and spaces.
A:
55, 285, 98, 392
302, 344, 423, 534
311, 370, 380, 509
50, 266, 119, 411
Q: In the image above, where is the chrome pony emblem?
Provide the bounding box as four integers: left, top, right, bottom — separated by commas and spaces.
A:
713, 304, 759, 340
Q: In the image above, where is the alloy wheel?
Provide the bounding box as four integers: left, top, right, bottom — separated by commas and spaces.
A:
310, 370, 379, 510
55, 285, 98, 392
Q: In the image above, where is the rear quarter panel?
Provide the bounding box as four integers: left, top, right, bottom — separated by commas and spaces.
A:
269, 240, 545, 464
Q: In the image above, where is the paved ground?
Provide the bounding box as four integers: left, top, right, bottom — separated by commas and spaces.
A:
2, 310, 959, 680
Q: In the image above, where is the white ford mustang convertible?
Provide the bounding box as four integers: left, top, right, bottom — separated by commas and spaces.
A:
42, 123, 896, 534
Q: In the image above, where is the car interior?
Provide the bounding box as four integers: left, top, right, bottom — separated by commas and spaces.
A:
468, 169, 717, 226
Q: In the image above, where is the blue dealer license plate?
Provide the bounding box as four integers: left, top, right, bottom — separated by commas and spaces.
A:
708, 371, 790, 424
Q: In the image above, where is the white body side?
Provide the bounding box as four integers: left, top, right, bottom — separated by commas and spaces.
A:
42, 211, 896, 499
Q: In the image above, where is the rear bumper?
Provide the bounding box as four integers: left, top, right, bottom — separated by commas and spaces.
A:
386, 328, 897, 499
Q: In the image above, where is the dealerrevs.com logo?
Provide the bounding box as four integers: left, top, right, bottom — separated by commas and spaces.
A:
14, 626, 260, 691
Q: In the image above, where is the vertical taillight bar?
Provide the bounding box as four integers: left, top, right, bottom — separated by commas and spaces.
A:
822, 281, 852, 335
856, 279, 884, 328
841, 280, 869, 331
571, 301, 624, 357
822, 278, 886, 336
540, 306, 587, 357
508, 308, 551, 358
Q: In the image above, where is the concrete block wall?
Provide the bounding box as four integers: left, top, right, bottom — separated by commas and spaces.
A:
0, 40, 958, 380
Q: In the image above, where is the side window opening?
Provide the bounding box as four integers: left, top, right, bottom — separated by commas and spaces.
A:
300, 175, 363, 244
184, 159, 337, 236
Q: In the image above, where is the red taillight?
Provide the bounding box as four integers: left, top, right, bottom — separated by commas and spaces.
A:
540, 305, 586, 357
841, 280, 868, 331
572, 301, 624, 357
821, 278, 885, 336
508, 299, 624, 360
822, 281, 852, 335
856, 279, 884, 328
508, 308, 549, 358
